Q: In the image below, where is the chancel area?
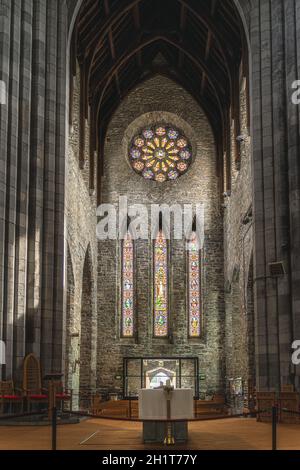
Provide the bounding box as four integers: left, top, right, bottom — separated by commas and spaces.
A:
66, 0, 255, 410
0, 0, 300, 450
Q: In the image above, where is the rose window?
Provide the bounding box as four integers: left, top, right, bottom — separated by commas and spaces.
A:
128, 125, 192, 182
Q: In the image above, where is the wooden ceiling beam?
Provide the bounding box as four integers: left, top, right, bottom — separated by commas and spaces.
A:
178, 3, 187, 68
133, 3, 142, 67
78, 0, 99, 30
205, 31, 213, 60
75, 0, 244, 202
104, 0, 122, 100
202, 0, 217, 104
87, 0, 141, 71
92, 34, 228, 102
98, 68, 220, 136
201, 72, 206, 95
84, 0, 235, 88
211, 0, 218, 15
93, 36, 229, 149
115, 73, 122, 98
108, 29, 116, 59
104, 0, 109, 15
79, 16, 105, 54
133, 3, 141, 29
96, 67, 223, 186
180, 4, 187, 30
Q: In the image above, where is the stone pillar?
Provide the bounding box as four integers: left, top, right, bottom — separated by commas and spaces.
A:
0, 0, 69, 382
40, 0, 68, 375
52, 0, 67, 374
0, 0, 34, 380
250, 0, 299, 390
0, 0, 11, 379
284, 0, 300, 390
13, 0, 33, 380
26, 0, 47, 360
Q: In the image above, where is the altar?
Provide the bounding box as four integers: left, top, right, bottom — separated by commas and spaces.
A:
138, 388, 194, 444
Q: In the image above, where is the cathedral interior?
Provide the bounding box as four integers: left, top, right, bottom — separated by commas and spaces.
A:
0, 0, 300, 443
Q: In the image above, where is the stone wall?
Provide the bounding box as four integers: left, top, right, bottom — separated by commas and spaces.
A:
0, 0, 299, 395
97, 75, 224, 396
66, 66, 98, 401
223, 82, 254, 405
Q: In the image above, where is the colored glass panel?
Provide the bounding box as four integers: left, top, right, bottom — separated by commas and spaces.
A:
129, 125, 192, 182
122, 233, 134, 337
188, 233, 201, 337
154, 231, 168, 337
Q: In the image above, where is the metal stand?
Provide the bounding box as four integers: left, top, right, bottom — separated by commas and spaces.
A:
52, 407, 57, 451
272, 406, 277, 451
164, 392, 175, 446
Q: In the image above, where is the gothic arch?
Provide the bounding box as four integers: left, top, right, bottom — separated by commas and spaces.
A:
246, 253, 255, 387
68, 0, 251, 199
79, 244, 94, 407
65, 245, 75, 393
65, 0, 300, 394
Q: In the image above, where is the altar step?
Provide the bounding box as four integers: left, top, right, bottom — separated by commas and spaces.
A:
194, 398, 227, 417
92, 399, 139, 419
91, 398, 228, 420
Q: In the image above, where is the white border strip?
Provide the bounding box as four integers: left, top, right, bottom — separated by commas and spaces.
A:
0, 80, 6, 105
80, 431, 99, 445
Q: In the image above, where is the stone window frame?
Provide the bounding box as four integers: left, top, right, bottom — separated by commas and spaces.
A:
122, 111, 198, 181
186, 234, 205, 340
119, 219, 138, 341
152, 219, 172, 340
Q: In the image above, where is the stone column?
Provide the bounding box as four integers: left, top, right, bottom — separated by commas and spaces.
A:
25, 0, 47, 360
0, 0, 69, 382
284, 0, 300, 390
250, 0, 299, 390
0, 0, 12, 379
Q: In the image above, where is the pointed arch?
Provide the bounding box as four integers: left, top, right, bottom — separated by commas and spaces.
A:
121, 229, 135, 338
153, 228, 169, 338
246, 253, 255, 385
79, 244, 93, 407
65, 244, 75, 392
187, 231, 202, 338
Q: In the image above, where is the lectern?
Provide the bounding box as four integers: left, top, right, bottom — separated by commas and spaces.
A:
138, 389, 194, 444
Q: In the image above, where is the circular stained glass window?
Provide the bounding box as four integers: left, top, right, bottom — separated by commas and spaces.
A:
128, 125, 192, 182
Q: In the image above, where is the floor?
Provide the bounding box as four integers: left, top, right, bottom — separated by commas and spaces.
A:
0, 418, 300, 450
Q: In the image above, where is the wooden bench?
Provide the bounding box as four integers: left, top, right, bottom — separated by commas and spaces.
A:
195, 396, 227, 417
279, 392, 300, 424
256, 392, 276, 422
257, 391, 300, 423
91, 397, 139, 418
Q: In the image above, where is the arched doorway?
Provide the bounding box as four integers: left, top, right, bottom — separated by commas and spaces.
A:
146, 367, 176, 389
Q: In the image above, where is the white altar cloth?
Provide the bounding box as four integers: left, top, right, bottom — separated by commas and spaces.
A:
138, 389, 194, 420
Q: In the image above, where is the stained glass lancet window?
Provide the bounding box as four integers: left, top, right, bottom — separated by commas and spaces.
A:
129, 125, 192, 182
154, 231, 168, 337
121, 232, 134, 337
188, 232, 201, 337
